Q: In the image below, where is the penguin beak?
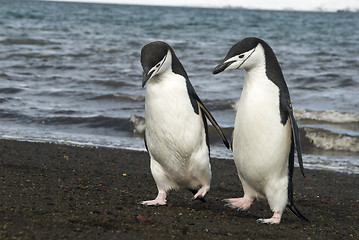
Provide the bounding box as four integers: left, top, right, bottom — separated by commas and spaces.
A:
142, 69, 154, 88
212, 60, 235, 74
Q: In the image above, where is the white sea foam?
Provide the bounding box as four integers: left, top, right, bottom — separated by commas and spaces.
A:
231, 100, 240, 112
130, 115, 145, 134
305, 127, 359, 152
303, 155, 359, 174
231, 103, 359, 124
294, 109, 359, 123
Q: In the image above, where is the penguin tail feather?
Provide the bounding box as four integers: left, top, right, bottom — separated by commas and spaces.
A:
287, 203, 309, 222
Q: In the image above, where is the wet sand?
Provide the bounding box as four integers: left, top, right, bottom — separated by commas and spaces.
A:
0, 139, 358, 239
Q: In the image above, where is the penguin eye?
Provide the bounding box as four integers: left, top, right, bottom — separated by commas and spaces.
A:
238, 54, 244, 59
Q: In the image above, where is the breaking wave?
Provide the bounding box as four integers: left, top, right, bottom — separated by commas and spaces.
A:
129, 115, 145, 134
294, 109, 359, 123
230, 105, 359, 124
304, 127, 359, 152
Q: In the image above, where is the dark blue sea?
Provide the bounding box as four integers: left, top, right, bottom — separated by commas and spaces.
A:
0, 0, 358, 173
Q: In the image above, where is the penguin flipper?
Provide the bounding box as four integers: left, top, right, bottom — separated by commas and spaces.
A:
197, 101, 230, 149
283, 101, 305, 177
289, 108, 305, 177
185, 78, 229, 149
287, 137, 308, 221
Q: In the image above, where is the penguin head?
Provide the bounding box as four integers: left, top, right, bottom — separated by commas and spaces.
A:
213, 37, 266, 74
140, 41, 173, 87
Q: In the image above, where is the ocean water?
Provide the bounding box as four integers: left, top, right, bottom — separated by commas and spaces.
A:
0, 1, 358, 173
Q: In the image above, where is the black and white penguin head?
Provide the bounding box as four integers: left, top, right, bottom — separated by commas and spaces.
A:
213, 37, 268, 74
141, 41, 173, 87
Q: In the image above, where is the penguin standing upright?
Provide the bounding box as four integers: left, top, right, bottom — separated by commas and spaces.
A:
140, 41, 229, 206
213, 37, 307, 224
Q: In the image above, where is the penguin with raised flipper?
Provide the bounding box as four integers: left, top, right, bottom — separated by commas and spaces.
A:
141, 41, 229, 206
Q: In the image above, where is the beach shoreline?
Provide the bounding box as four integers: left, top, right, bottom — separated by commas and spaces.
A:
0, 139, 358, 239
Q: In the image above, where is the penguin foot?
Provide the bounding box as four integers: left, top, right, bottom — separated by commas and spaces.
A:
193, 185, 210, 199
256, 212, 282, 224
223, 197, 254, 211
141, 192, 167, 206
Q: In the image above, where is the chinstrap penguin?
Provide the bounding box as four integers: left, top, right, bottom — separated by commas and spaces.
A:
213, 37, 307, 224
141, 41, 229, 206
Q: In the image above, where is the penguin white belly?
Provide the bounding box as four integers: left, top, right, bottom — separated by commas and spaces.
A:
145, 72, 209, 189
233, 74, 291, 195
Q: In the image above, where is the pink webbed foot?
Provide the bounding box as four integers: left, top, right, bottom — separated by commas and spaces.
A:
256, 212, 282, 224
223, 197, 254, 211
193, 185, 210, 200
141, 192, 167, 206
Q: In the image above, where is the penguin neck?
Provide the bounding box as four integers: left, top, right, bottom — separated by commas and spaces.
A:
239, 64, 281, 124
243, 63, 267, 91
148, 68, 175, 86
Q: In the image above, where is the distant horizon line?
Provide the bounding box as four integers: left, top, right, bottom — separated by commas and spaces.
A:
43, 0, 359, 13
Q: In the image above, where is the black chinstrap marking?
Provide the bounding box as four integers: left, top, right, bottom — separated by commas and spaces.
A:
237, 47, 256, 70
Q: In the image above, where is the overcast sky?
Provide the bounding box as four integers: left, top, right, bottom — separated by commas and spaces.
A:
53, 0, 359, 11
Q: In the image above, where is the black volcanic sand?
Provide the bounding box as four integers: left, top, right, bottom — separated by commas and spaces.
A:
0, 139, 358, 239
